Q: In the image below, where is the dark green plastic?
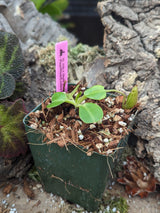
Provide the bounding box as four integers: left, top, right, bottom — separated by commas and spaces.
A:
23, 101, 130, 211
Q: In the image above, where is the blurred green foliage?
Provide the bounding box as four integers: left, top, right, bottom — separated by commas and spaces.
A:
31, 0, 69, 19
0, 99, 28, 158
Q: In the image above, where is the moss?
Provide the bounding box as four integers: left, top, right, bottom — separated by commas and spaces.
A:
28, 165, 41, 182
37, 42, 105, 81
100, 192, 129, 213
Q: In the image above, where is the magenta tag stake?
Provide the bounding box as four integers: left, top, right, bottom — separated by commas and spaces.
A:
55, 40, 68, 92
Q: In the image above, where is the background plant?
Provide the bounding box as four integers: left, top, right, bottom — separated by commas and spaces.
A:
0, 99, 28, 158
30, 0, 69, 20
0, 32, 24, 99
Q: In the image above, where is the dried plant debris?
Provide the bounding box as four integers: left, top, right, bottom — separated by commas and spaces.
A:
28, 84, 138, 156
117, 156, 160, 198
2, 183, 13, 196
23, 178, 35, 199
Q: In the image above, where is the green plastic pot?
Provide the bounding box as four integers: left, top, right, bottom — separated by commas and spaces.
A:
23, 98, 132, 211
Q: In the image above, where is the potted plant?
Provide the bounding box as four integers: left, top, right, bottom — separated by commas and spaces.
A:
23, 83, 138, 211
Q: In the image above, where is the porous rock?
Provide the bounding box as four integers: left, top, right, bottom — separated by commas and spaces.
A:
96, 0, 160, 181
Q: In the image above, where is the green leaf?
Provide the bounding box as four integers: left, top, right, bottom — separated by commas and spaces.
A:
79, 103, 103, 123
0, 32, 24, 99
122, 86, 138, 109
40, 0, 69, 17
30, 0, 45, 10
47, 92, 67, 108
84, 85, 106, 100
0, 73, 15, 99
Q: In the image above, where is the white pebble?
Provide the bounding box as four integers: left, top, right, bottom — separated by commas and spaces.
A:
79, 134, 84, 140
30, 123, 38, 129
106, 150, 113, 155
106, 205, 110, 211
118, 121, 127, 127
76, 204, 81, 208
89, 124, 96, 129
118, 128, 123, 133
81, 87, 86, 91
104, 114, 110, 120
9, 208, 17, 213
112, 207, 117, 212
36, 184, 42, 188
11, 204, 15, 207
26, 198, 30, 203
143, 172, 147, 177
119, 109, 124, 113
96, 143, 103, 149
6, 194, 10, 198
123, 161, 127, 165
77, 129, 82, 134
128, 114, 135, 121
128, 116, 133, 121
104, 138, 109, 143
77, 120, 82, 125
60, 200, 64, 205
2, 200, 7, 204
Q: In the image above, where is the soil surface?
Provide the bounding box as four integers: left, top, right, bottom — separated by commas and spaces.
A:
0, 180, 159, 213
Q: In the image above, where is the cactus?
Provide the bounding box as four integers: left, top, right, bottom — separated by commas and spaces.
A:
0, 99, 28, 158
0, 31, 24, 99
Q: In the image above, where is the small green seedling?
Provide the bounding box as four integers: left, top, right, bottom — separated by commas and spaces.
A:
47, 85, 138, 123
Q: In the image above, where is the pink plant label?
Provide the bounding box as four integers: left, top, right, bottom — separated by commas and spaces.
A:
55, 41, 68, 92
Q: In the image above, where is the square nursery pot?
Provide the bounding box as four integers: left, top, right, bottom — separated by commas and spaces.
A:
23, 98, 134, 211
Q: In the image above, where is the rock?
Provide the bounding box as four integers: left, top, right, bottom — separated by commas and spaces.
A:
97, 0, 160, 181
0, 0, 77, 51
0, 154, 32, 181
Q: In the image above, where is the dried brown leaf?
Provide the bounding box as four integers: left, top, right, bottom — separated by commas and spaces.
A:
23, 179, 35, 199
117, 156, 159, 198
57, 112, 64, 122
57, 139, 66, 147
3, 183, 13, 195
104, 58, 110, 67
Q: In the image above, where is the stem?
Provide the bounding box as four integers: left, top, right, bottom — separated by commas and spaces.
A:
70, 84, 80, 97
75, 91, 82, 102
65, 99, 77, 107
77, 95, 87, 105
105, 89, 126, 104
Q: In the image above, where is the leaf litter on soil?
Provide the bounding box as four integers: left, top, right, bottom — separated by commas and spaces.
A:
117, 156, 160, 198
28, 84, 139, 156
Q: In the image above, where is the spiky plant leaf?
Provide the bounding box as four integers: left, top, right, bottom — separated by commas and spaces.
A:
0, 99, 28, 158
0, 32, 24, 99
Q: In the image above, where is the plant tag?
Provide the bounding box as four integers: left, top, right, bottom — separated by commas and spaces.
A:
55, 41, 68, 92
